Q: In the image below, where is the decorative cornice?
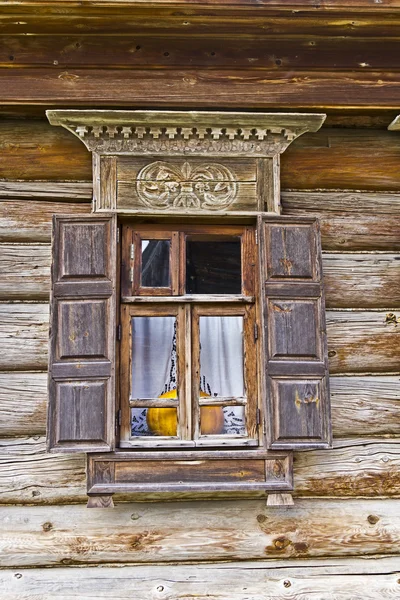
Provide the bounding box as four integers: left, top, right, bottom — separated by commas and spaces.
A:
46, 110, 326, 157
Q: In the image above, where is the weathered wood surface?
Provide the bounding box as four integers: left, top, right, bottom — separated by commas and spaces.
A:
0, 372, 47, 436
0, 373, 398, 438
294, 438, 400, 497
1, 559, 400, 600
0, 498, 399, 566
0, 304, 49, 370
0, 201, 90, 242
2, 244, 398, 307
0, 181, 92, 201
323, 254, 400, 308
282, 191, 400, 250
0, 436, 398, 504
331, 376, 400, 437
326, 310, 400, 374
5, 35, 400, 71
0, 244, 50, 300
3, 123, 400, 191
3, 69, 400, 109
1, 305, 398, 373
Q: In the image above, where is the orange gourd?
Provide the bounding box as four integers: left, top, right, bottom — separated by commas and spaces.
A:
146, 389, 225, 436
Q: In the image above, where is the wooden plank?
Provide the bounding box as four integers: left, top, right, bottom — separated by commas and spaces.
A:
0, 181, 92, 201
282, 129, 400, 191
0, 498, 399, 566
0, 437, 86, 504
3, 69, 400, 109
295, 438, 400, 497
0, 373, 398, 438
4, 35, 400, 71
323, 253, 400, 308
0, 120, 90, 181
0, 436, 398, 504
331, 376, 400, 437
0, 244, 50, 300
0, 303, 49, 370
282, 191, 400, 251
1, 559, 400, 599
326, 310, 400, 374
0, 200, 91, 242
1, 305, 398, 373
0, 372, 47, 436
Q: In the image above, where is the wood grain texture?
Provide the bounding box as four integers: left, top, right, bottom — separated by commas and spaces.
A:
1, 559, 400, 599
0, 437, 86, 504
0, 181, 92, 201
0, 200, 91, 242
3, 69, 400, 110
4, 34, 400, 71
0, 303, 49, 371
331, 376, 400, 437
295, 438, 400, 497
0, 373, 398, 438
0, 372, 47, 436
282, 191, 400, 251
1, 305, 398, 374
323, 254, 400, 308
0, 437, 398, 504
0, 244, 50, 300
326, 310, 400, 374
0, 498, 399, 566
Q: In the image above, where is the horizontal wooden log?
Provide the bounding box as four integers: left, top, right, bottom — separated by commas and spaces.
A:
1, 559, 400, 599
0, 244, 50, 300
282, 191, 400, 251
0, 305, 398, 373
0, 437, 86, 504
295, 438, 400, 497
0, 498, 399, 566
3, 69, 400, 111
0, 303, 49, 370
323, 253, 400, 308
0, 200, 91, 242
2, 122, 400, 192
326, 310, 400, 374
0, 436, 398, 504
0, 181, 92, 201
0, 372, 47, 436
4, 35, 400, 71
2, 243, 399, 307
331, 376, 400, 437
0, 373, 398, 438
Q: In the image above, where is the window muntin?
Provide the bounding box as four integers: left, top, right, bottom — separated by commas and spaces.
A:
120, 224, 258, 449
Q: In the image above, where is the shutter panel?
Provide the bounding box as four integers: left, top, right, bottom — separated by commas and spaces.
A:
48, 215, 117, 452
259, 216, 332, 450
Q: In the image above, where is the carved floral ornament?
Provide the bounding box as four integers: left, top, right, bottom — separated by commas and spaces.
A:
136, 160, 238, 210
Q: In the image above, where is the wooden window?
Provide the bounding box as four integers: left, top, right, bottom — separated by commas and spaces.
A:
119, 224, 259, 448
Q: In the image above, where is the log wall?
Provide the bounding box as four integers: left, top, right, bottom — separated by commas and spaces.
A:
0, 112, 399, 596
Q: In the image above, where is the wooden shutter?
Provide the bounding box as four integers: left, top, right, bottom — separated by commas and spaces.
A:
259, 216, 332, 450
48, 215, 117, 452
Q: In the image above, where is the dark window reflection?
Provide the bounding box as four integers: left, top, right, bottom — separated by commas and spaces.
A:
141, 240, 170, 287
186, 240, 241, 294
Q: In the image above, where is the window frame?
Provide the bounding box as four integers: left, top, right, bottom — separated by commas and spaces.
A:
118, 222, 260, 451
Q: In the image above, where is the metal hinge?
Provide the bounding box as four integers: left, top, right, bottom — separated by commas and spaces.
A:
255, 230, 258, 245
129, 243, 135, 282
116, 409, 121, 429
116, 228, 120, 243
256, 408, 261, 426
254, 323, 259, 341
116, 324, 121, 341
130, 243, 135, 259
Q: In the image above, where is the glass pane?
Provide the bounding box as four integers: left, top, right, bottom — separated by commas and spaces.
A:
141, 239, 170, 287
131, 315, 178, 437
199, 316, 244, 398
186, 240, 241, 294
131, 407, 177, 437
200, 405, 246, 436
